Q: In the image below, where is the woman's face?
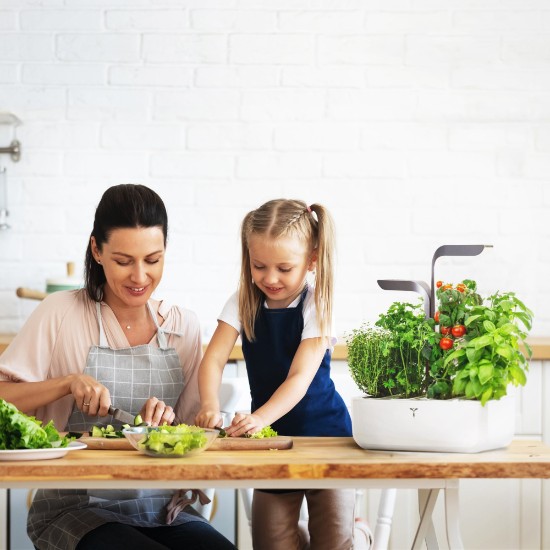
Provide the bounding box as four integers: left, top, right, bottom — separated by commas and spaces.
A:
91, 226, 165, 309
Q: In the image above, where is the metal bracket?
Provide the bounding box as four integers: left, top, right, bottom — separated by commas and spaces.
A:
0, 140, 21, 162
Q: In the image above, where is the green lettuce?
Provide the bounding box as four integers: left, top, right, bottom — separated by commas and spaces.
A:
0, 398, 69, 449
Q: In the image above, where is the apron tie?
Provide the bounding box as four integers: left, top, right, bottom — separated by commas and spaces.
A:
165, 489, 211, 524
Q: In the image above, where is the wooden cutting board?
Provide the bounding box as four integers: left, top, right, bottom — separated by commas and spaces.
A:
80, 436, 133, 450
209, 436, 293, 451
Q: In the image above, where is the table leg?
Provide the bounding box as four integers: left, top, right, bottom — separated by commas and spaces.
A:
444, 485, 464, 550
411, 489, 440, 550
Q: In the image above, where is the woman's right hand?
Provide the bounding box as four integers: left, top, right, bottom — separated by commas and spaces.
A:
195, 407, 223, 429
69, 374, 111, 417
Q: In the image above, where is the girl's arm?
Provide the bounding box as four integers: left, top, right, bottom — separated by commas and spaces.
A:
195, 320, 239, 429
225, 337, 326, 437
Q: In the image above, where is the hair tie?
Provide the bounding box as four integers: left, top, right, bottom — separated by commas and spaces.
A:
307, 205, 312, 213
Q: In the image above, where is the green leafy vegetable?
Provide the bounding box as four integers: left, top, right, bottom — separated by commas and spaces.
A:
138, 424, 207, 456
0, 399, 70, 449
247, 426, 278, 439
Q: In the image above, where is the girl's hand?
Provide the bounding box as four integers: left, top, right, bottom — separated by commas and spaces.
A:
69, 374, 111, 417
195, 408, 223, 429
140, 397, 175, 427
225, 412, 266, 437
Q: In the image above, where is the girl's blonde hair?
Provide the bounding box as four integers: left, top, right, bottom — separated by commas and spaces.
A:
238, 198, 335, 342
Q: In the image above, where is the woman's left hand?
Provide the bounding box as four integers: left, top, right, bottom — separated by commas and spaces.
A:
224, 412, 266, 437
140, 397, 176, 427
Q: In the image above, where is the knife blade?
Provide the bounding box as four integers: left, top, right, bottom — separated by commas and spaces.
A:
108, 405, 135, 425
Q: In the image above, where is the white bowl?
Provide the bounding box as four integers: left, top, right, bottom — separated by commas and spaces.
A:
122, 426, 218, 458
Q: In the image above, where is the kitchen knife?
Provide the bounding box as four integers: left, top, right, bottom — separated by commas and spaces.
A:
108, 405, 135, 425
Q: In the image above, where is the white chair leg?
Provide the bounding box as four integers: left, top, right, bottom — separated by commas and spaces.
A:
444, 486, 464, 550
412, 489, 440, 550
239, 488, 254, 529
372, 488, 397, 550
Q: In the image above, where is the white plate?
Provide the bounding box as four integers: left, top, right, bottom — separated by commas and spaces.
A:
0, 441, 87, 461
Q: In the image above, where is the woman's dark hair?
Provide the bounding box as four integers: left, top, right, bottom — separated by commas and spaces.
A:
84, 184, 168, 302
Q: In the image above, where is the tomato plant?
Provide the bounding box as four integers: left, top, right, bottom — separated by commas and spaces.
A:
440, 326, 451, 335
451, 325, 466, 338
434, 311, 440, 323
439, 337, 453, 350
436, 280, 443, 288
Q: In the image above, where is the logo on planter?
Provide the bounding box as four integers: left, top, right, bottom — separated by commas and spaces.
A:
410, 407, 418, 418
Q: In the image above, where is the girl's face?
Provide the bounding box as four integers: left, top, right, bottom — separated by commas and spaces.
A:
248, 233, 316, 309
91, 226, 165, 310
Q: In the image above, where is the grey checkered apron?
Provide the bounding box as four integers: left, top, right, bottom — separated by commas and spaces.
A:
27, 301, 205, 550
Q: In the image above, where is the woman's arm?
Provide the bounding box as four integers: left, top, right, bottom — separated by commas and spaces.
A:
225, 337, 326, 436
195, 320, 239, 429
0, 374, 111, 417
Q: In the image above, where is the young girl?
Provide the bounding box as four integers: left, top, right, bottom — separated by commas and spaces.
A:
196, 199, 357, 550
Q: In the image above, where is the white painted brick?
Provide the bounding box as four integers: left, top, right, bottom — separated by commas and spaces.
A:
195, 181, 284, 208
407, 36, 501, 66
187, 123, 272, 151
57, 34, 140, 62
190, 9, 276, 31
452, 67, 550, 91
109, 65, 193, 87
22, 63, 105, 85
195, 66, 278, 88
323, 151, 406, 178
63, 152, 148, 179
279, 10, 363, 32
19, 122, 100, 149
450, 124, 531, 151
241, 90, 325, 121
524, 153, 550, 179
100, 124, 185, 150
407, 150, 494, 178
237, 153, 322, 179
453, 10, 543, 31
318, 35, 404, 65
230, 34, 314, 64
328, 90, 415, 121
67, 89, 151, 121
143, 34, 226, 64
535, 126, 550, 151
106, 9, 188, 30
282, 66, 364, 88
368, 65, 448, 88
0, 64, 17, 83
416, 91, 530, 122
0, 11, 17, 30
0, 34, 54, 61
5, 152, 62, 177
153, 90, 240, 121
366, 11, 451, 33
0, 86, 66, 120
498, 208, 550, 236
502, 37, 550, 67
150, 152, 234, 178
361, 123, 447, 150
20, 10, 101, 30
274, 124, 359, 151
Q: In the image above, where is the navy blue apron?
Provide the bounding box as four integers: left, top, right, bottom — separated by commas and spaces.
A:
241, 288, 352, 437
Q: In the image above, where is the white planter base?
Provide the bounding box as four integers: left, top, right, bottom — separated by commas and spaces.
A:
352, 395, 515, 453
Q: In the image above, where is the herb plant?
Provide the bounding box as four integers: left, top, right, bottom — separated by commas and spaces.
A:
346, 279, 533, 405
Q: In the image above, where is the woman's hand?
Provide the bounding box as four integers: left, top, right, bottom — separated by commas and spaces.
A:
195, 408, 223, 429
69, 374, 111, 417
225, 412, 266, 437
140, 397, 175, 427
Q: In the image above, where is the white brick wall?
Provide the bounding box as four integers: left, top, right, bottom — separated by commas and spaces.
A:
0, 0, 549, 340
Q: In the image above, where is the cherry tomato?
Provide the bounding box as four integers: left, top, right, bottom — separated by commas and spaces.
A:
439, 337, 453, 350
436, 280, 443, 288
442, 284, 452, 291
434, 311, 440, 324
451, 325, 466, 337
440, 326, 451, 335
456, 283, 466, 293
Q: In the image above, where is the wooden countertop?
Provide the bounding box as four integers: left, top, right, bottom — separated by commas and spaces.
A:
1, 439, 550, 490
2, 334, 550, 361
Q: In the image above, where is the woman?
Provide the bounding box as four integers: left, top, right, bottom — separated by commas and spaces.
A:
0, 184, 235, 550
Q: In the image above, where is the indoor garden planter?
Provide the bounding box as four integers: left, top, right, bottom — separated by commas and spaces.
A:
347, 245, 533, 453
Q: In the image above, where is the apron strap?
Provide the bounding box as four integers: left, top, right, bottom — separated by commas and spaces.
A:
95, 302, 109, 348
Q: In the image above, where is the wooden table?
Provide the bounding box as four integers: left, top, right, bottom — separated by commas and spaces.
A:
2, 438, 550, 549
